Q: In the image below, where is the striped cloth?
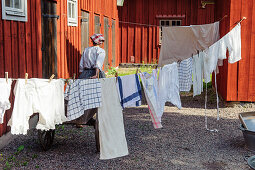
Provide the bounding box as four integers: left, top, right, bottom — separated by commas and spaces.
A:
178, 57, 193, 92
65, 79, 102, 121
116, 74, 142, 108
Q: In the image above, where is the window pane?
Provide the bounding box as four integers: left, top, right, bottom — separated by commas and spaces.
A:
177, 21, 181, 26
5, 0, 11, 7
14, 0, 21, 9
172, 21, 176, 26
166, 21, 170, 26
160, 20, 164, 26
72, 3, 75, 19
68, 2, 72, 18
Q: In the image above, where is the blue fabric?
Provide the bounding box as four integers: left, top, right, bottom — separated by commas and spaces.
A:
117, 74, 142, 108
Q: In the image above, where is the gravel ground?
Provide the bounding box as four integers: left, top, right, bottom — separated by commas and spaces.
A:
0, 88, 255, 169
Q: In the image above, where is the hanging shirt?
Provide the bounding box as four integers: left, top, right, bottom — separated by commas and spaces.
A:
8, 79, 67, 135
79, 46, 105, 72
178, 57, 193, 92
65, 79, 102, 121
139, 70, 162, 129
203, 23, 241, 83
158, 63, 182, 121
0, 79, 12, 124
98, 78, 129, 160
116, 74, 142, 108
158, 22, 219, 67
192, 54, 204, 97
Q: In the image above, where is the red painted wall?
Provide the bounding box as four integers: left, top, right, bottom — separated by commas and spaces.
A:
215, 0, 255, 102
118, 0, 216, 64
0, 0, 119, 136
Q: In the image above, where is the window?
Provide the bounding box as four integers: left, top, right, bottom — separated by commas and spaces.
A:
159, 20, 181, 44
67, 0, 77, 26
2, 0, 27, 22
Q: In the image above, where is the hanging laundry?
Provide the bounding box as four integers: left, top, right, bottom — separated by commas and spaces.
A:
65, 79, 102, 121
98, 78, 129, 160
158, 22, 219, 67
116, 74, 142, 108
178, 57, 193, 92
140, 70, 162, 129
192, 54, 204, 97
203, 23, 241, 83
0, 79, 12, 124
8, 79, 67, 135
158, 63, 182, 121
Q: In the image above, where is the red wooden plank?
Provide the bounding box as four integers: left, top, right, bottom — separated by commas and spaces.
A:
25, 0, 32, 76
226, 0, 241, 101
31, 0, 37, 77
36, 0, 42, 78
0, 3, 4, 136
18, 22, 26, 78
248, 1, 255, 101
237, 0, 252, 101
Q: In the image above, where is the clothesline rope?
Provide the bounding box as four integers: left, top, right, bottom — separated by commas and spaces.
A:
119, 15, 229, 27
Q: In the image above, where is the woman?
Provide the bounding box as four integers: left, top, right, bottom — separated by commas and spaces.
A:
79, 33, 106, 79
76, 34, 106, 128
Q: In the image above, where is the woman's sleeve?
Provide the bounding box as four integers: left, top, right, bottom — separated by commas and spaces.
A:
79, 51, 85, 73
96, 49, 105, 70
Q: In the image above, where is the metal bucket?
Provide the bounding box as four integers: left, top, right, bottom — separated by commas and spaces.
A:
240, 124, 255, 152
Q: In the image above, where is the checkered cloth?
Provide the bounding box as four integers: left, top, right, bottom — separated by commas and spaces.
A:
65, 79, 102, 121
90, 34, 105, 45
178, 57, 193, 92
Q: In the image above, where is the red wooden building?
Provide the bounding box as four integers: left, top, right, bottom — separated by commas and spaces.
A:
118, 0, 255, 102
0, 0, 119, 136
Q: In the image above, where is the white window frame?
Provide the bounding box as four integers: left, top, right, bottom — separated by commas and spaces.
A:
67, 0, 78, 27
2, 0, 27, 22
159, 19, 182, 45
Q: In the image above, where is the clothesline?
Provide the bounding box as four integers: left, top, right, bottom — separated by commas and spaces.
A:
119, 15, 229, 27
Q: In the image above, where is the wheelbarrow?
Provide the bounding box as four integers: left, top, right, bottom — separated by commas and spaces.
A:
32, 108, 100, 152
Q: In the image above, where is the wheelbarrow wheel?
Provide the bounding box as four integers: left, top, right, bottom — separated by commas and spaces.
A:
38, 130, 55, 151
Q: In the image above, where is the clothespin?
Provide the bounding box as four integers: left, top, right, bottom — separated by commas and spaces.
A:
240, 16, 247, 23
73, 73, 76, 82
97, 72, 100, 80
25, 73, 28, 84
115, 72, 118, 83
5, 72, 8, 83
49, 74, 55, 83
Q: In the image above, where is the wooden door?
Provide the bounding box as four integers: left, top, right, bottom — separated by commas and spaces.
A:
81, 11, 89, 54
104, 17, 109, 70
41, 0, 58, 78
94, 15, 100, 34
112, 20, 116, 67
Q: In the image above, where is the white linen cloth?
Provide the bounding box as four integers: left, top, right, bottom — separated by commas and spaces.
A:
65, 79, 102, 121
98, 78, 129, 160
140, 70, 162, 129
203, 23, 242, 83
158, 63, 182, 121
158, 22, 219, 67
79, 46, 105, 72
116, 74, 142, 108
0, 79, 12, 124
8, 79, 67, 135
178, 57, 193, 92
192, 54, 204, 97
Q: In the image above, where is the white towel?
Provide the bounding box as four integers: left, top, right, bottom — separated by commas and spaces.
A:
0, 79, 12, 124
98, 78, 129, 160
192, 54, 204, 97
158, 63, 182, 121
140, 70, 162, 129
116, 74, 142, 108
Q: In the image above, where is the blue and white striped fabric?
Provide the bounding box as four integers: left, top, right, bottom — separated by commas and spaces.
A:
64, 79, 102, 121
178, 57, 193, 92
116, 74, 142, 108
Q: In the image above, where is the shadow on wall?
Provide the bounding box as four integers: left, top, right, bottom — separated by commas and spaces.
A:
65, 38, 81, 78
